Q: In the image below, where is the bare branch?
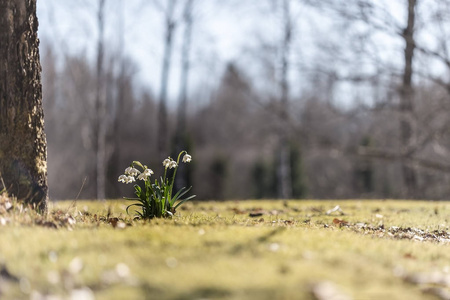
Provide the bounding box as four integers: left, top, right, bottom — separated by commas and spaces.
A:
358, 146, 450, 173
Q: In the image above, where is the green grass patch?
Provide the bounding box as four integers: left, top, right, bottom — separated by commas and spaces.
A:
0, 199, 449, 299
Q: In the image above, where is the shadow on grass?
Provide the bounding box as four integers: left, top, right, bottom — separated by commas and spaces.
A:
230, 227, 286, 254
174, 287, 232, 300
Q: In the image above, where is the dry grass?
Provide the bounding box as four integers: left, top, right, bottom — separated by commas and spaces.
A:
0, 198, 449, 299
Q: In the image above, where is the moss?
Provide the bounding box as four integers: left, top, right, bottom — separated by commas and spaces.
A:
0, 199, 448, 299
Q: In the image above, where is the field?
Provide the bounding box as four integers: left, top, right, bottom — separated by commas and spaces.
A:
0, 199, 449, 300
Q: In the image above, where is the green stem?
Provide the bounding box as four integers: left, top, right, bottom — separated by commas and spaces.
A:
170, 151, 186, 187
168, 151, 186, 204
132, 161, 145, 170
163, 166, 167, 182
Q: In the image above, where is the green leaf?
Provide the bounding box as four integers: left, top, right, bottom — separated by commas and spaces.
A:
174, 194, 196, 210
172, 186, 192, 203
126, 203, 144, 215
134, 184, 142, 198
124, 197, 141, 201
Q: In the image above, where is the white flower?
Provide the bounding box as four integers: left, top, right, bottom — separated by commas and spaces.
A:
137, 169, 153, 181
163, 158, 171, 168
169, 161, 178, 169
125, 176, 136, 184
137, 173, 148, 181
131, 168, 140, 176
125, 167, 140, 176
118, 175, 127, 183
143, 168, 154, 176
182, 154, 192, 163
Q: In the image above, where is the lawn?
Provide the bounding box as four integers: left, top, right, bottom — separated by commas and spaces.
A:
0, 199, 449, 300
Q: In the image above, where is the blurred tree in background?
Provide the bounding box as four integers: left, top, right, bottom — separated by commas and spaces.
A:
38, 0, 450, 200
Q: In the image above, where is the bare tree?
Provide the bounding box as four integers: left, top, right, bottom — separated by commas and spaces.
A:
107, 0, 126, 197
277, 0, 293, 199
315, 0, 422, 197
174, 0, 195, 189
93, 0, 107, 200
176, 0, 194, 146
157, 0, 178, 160
39, 0, 450, 201
399, 0, 417, 197
0, 0, 48, 211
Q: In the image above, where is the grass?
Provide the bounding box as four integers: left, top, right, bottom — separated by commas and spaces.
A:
0, 199, 449, 299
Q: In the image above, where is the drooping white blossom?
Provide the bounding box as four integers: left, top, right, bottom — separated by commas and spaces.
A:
137, 169, 153, 181
118, 175, 127, 183
169, 161, 178, 169
137, 173, 147, 181
182, 154, 192, 163
126, 176, 136, 184
163, 158, 171, 168
143, 168, 154, 176
125, 167, 140, 176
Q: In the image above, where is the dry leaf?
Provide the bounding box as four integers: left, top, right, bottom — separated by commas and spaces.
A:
0, 265, 19, 282
333, 218, 348, 227
36, 220, 58, 229
249, 209, 265, 217
231, 207, 246, 214
403, 253, 416, 260
108, 217, 119, 228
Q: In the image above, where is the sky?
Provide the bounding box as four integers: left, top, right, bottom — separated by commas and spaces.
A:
36, 0, 260, 107
35, 0, 420, 111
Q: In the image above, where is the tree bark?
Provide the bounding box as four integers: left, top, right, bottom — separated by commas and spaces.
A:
107, 0, 125, 198
0, 0, 48, 211
94, 0, 106, 200
174, 0, 194, 190
157, 0, 177, 160
400, 0, 417, 198
277, 0, 293, 199
176, 0, 193, 143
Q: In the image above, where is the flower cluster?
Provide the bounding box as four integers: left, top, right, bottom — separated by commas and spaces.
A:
163, 157, 178, 169
118, 153, 192, 184
118, 151, 195, 219
118, 175, 135, 184
137, 168, 154, 181
118, 166, 154, 184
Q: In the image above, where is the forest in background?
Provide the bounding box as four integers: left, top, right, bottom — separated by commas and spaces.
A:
39, 0, 450, 200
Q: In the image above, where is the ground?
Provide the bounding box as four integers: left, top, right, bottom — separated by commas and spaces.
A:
0, 199, 449, 300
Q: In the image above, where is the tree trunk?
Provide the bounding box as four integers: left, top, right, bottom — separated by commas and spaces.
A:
107, 0, 125, 198
0, 0, 48, 211
94, 0, 106, 200
157, 0, 177, 161
400, 0, 417, 198
174, 0, 194, 190
277, 0, 293, 199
